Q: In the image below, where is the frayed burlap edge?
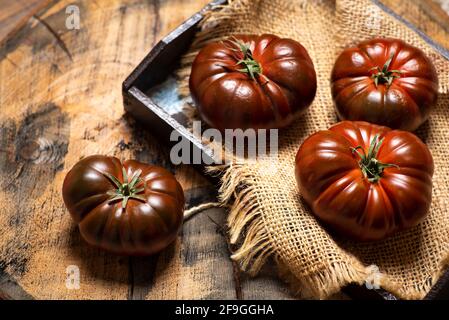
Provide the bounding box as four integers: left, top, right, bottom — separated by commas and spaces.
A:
207, 164, 390, 299
206, 164, 273, 273
207, 163, 449, 299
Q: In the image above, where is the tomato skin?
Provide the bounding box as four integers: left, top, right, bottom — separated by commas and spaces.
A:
62, 155, 184, 255
189, 34, 317, 131
331, 38, 438, 131
295, 121, 434, 241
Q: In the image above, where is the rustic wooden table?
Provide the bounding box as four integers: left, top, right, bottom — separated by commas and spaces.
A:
0, 0, 448, 300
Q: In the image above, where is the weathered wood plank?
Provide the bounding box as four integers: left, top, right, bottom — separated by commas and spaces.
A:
0, 0, 51, 47
0, 0, 290, 300
380, 0, 449, 50
4, 0, 446, 300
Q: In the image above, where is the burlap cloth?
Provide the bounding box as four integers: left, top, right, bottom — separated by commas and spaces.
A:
178, 0, 449, 299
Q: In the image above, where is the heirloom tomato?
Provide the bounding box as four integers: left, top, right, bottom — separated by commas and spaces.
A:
331, 38, 438, 131
189, 34, 317, 131
295, 121, 433, 241
62, 155, 184, 255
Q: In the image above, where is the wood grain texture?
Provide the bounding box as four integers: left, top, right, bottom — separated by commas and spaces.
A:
380, 0, 449, 50
1, 0, 448, 300
0, 0, 291, 300
0, 0, 51, 47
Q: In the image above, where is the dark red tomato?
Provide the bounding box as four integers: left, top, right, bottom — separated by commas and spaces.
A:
331, 38, 438, 131
189, 34, 317, 131
295, 121, 433, 241
62, 155, 184, 255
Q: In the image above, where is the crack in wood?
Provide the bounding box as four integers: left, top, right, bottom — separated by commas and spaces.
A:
0, 53, 18, 67
151, 0, 161, 46
207, 215, 243, 300
32, 14, 73, 61
127, 255, 160, 300
2, 163, 25, 190
127, 257, 134, 300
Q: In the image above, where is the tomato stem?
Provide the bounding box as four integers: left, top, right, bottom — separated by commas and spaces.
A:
370, 54, 403, 87
226, 37, 263, 80
351, 135, 399, 183
103, 168, 146, 208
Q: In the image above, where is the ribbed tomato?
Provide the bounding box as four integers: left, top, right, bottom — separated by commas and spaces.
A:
295, 121, 433, 241
62, 155, 184, 255
189, 34, 317, 131
331, 38, 438, 131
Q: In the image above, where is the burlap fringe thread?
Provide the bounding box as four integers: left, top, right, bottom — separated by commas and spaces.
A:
207, 164, 385, 299
206, 165, 274, 273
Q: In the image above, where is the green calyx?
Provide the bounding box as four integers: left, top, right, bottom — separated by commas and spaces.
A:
370, 54, 403, 87
351, 134, 399, 183
103, 167, 146, 209
227, 37, 263, 80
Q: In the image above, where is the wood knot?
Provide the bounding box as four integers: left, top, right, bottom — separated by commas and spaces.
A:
18, 137, 63, 164
14, 103, 69, 166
